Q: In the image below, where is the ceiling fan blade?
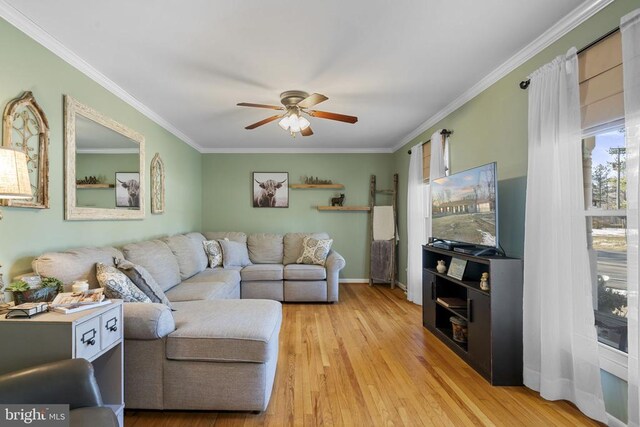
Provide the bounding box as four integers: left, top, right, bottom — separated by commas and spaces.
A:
298, 93, 328, 109
237, 102, 284, 110
301, 126, 314, 137
245, 114, 283, 130
306, 110, 358, 124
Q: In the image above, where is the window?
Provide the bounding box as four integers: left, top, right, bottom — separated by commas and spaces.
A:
579, 29, 627, 357
583, 128, 627, 353
423, 137, 450, 241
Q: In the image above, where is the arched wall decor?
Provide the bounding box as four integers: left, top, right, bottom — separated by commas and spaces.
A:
151, 153, 165, 214
2, 91, 50, 209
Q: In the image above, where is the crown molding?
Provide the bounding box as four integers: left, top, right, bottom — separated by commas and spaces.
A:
0, 1, 203, 153
200, 146, 394, 154
391, 0, 615, 153
76, 148, 139, 154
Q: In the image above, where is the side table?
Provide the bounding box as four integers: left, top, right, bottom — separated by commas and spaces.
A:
0, 300, 124, 426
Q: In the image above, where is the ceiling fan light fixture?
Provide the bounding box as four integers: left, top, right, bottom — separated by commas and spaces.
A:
298, 116, 310, 130
278, 116, 290, 130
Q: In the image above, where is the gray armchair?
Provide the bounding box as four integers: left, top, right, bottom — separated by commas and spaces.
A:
0, 358, 118, 427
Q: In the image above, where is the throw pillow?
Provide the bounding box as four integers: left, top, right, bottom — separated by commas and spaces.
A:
96, 262, 151, 303
115, 258, 173, 309
217, 239, 252, 268
202, 240, 223, 268
296, 236, 333, 266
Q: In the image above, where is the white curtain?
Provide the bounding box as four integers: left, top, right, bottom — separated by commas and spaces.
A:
523, 48, 607, 423
407, 143, 424, 304
622, 8, 640, 427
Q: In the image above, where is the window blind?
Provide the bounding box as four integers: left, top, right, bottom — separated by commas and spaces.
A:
579, 30, 623, 130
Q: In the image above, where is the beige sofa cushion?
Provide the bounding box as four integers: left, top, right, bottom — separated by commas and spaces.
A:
122, 240, 181, 292
202, 232, 247, 244
123, 302, 175, 339
283, 264, 327, 280
184, 232, 209, 272
165, 282, 239, 302
241, 264, 284, 282
163, 234, 205, 280
32, 247, 124, 289
182, 268, 241, 285
247, 233, 283, 264
283, 232, 330, 265
167, 299, 282, 363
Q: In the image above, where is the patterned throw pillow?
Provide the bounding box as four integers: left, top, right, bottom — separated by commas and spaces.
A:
96, 262, 151, 303
115, 258, 173, 309
203, 240, 223, 268
296, 236, 333, 266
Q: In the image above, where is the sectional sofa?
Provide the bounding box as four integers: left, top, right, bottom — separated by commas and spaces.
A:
31, 231, 346, 411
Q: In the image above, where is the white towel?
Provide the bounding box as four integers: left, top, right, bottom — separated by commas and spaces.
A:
373, 206, 395, 241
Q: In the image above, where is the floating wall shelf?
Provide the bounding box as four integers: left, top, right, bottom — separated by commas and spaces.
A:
316, 206, 371, 211
290, 184, 344, 189
76, 184, 115, 189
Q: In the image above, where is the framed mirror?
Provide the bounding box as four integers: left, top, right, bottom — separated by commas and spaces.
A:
64, 96, 145, 220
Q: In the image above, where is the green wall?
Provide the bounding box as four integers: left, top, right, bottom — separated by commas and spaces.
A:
76, 153, 139, 209
0, 17, 202, 280
391, 1, 636, 422
201, 153, 393, 278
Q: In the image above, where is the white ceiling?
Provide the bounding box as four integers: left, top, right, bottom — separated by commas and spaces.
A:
4, 0, 586, 152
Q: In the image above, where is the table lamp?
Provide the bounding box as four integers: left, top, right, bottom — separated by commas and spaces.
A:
0, 146, 31, 307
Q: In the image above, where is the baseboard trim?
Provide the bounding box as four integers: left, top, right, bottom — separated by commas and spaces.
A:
339, 279, 369, 284
607, 413, 626, 427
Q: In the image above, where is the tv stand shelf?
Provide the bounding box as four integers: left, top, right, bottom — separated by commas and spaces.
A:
422, 245, 523, 385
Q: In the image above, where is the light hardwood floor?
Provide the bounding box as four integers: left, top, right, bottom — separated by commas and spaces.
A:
125, 283, 602, 426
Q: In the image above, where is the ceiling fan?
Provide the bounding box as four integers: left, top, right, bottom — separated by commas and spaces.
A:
237, 91, 358, 137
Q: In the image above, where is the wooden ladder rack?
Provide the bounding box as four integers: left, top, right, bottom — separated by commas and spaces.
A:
368, 174, 399, 288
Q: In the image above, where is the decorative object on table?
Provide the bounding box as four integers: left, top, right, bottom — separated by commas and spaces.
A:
2, 91, 49, 209
447, 257, 468, 281
237, 90, 357, 138
0, 146, 32, 220
50, 288, 110, 314
436, 260, 447, 273
115, 172, 141, 208
9, 277, 61, 305
450, 316, 468, 343
253, 172, 288, 208
302, 176, 333, 185
0, 271, 9, 311
13, 273, 41, 288
71, 280, 89, 293
5, 302, 48, 319
331, 193, 345, 206
480, 272, 490, 291
150, 153, 165, 214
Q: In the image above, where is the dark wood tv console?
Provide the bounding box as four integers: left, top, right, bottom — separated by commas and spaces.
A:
422, 245, 523, 385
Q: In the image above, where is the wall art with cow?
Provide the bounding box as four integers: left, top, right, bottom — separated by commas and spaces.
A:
253, 172, 288, 208
115, 172, 141, 208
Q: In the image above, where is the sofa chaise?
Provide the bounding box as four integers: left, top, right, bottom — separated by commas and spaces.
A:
31, 231, 345, 411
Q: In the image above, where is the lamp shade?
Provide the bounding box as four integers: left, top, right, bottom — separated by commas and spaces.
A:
0, 147, 32, 199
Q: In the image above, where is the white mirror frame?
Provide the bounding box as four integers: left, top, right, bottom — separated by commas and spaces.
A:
64, 96, 145, 220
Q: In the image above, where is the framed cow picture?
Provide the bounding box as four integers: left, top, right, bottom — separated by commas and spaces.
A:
253, 172, 288, 208
115, 172, 141, 208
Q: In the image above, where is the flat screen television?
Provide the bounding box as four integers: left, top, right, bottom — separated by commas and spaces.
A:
431, 162, 498, 248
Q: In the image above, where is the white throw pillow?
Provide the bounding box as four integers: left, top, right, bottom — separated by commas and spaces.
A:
296, 236, 333, 266
202, 240, 223, 268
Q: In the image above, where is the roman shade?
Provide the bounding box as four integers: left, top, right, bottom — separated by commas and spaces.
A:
579, 30, 623, 130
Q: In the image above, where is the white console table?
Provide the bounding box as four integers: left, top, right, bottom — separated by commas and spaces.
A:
0, 300, 124, 426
